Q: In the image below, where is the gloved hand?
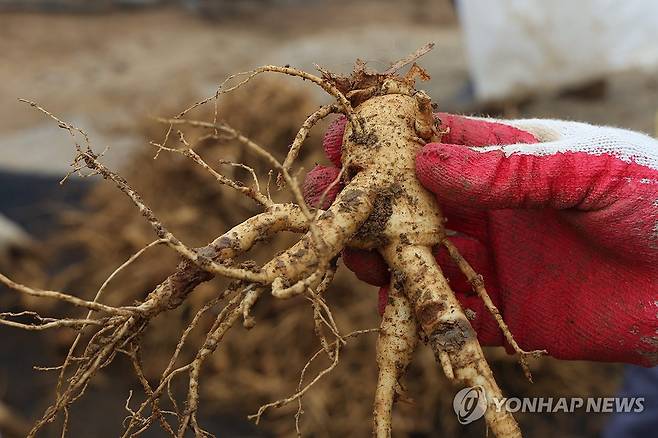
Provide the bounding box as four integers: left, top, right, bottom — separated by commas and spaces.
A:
303, 113, 658, 367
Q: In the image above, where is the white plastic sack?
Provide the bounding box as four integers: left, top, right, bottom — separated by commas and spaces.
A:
457, 0, 658, 101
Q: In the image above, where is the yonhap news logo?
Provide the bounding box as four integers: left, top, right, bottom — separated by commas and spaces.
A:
453, 386, 645, 424
453, 385, 488, 424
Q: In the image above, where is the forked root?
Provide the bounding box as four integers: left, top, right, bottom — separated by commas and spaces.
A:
5, 203, 309, 437
382, 243, 522, 438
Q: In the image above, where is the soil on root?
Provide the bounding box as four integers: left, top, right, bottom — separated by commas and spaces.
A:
1, 79, 626, 438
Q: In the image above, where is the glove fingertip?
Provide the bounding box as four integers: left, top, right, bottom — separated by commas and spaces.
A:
417, 142, 526, 210
438, 114, 538, 146
416, 142, 482, 199
343, 248, 390, 287
323, 116, 346, 167
302, 165, 342, 209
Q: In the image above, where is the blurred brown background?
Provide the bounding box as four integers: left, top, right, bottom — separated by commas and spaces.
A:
0, 1, 656, 437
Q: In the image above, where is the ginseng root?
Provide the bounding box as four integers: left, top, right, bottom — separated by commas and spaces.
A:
1, 45, 537, 437
373, 280, 417, 437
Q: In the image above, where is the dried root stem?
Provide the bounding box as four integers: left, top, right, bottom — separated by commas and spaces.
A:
176, 286, 261, 438
249, 329, 378, 426
442, 239, 546, 381
8, 199, 309, 437
154, 132, 272, 207
0, 273, 131, 315
215, 65, 358, 129
57, 238, 166, 397
282, 103, 340, 173
0, 311, 104, 330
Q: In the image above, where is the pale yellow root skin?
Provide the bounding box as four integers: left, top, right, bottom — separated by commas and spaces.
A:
382, 244, 521, 438
342, 85, 521, 437
258, 78, 522, 436
263, 172, 377, 291
138, 203, 309, 313
373, 279, 417, 438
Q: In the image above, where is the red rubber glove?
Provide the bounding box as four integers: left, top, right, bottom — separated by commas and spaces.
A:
303, 113, 658, 367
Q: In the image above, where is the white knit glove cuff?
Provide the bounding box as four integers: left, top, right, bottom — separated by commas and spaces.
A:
471, 118, 658, 171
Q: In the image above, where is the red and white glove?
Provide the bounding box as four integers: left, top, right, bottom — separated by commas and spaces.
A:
304, 113, 658, 367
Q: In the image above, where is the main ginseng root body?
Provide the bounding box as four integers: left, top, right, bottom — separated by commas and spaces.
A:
334, 82, 520, 436
270, 80, 521, 437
